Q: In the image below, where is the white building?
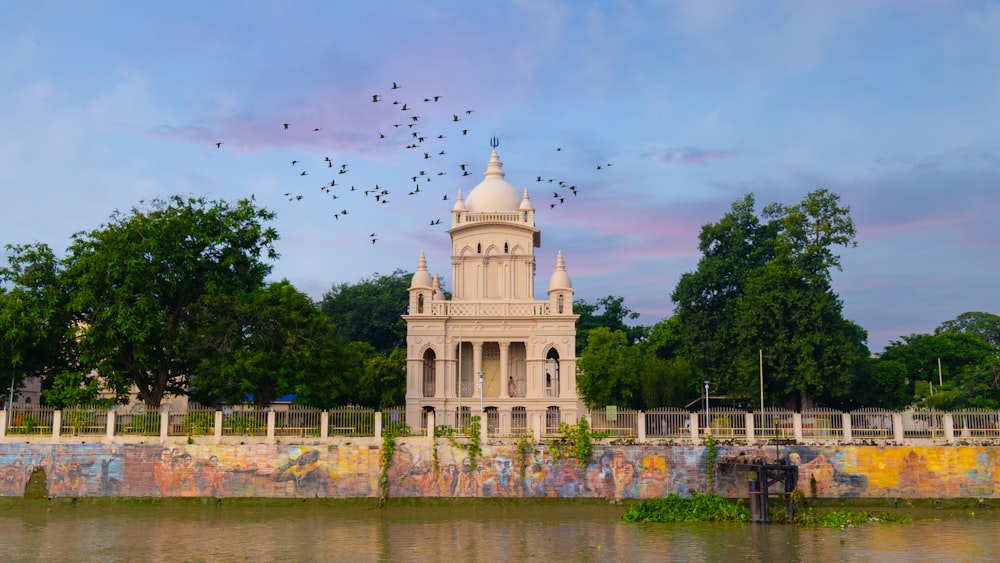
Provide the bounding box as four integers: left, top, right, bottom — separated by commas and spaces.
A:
404, 148, 582, 435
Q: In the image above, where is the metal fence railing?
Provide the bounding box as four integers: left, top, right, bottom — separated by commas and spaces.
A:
6, 406, 56, 435
275, 405, 322, 438
169, 403, 215, 436
800, 408, 844, 441
6, 404, 999, 444
115, 406, 161, 436
330, 406, 377, 437
951, 409, 1000, 439
849, 408, 894, 440
587, 408, 639, 438
221, 405, 268, 437
61, 405, 109, 437
755, 409, 796, 440
645, 408, 691, 439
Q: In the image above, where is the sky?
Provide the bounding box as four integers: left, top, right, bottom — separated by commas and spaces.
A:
1, 1, 998, 353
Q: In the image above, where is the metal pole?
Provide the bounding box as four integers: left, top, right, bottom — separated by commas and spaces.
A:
704, 380, 710, 430
759, 349, 764, 411
477, 371, 484, 415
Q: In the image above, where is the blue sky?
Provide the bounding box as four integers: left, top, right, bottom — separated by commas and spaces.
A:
2, 1, 998, 352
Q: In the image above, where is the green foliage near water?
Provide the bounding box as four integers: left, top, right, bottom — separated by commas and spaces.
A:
622, 493, 750, 523
785, 509, 911, 527
623, 494, 912, 527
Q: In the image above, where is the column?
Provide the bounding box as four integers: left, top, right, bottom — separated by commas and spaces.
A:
499, 341, 511, 398
842, 412, 852, 443
160, 407, 170, 440
320, 411, 329, 439
892, 413, 904, 442
793, 413, 803, 442
746, 412, 755, 444
472, 342, 483, 399
266, 410, 276, 441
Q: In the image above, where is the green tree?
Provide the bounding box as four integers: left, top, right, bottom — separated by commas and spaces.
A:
672, 190, 865, 409
576, 327, 642, 409
319, 270, 412, 355
880, 330, 995, 407
187, 280, 355, 408
63, 195, 279, 409
359, 346, 407, 408
574, 295, 646, 354
638, 317, 695, 408
0, 243, 80, 405
935, 312, 1000, 349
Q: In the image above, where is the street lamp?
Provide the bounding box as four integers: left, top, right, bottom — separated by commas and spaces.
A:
477, 371, 484, 415
704, 380, 710, 430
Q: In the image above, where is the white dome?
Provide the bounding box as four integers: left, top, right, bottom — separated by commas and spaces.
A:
464, 150, 522, 212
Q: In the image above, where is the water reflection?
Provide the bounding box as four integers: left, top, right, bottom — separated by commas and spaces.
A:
0, 503, 994, 562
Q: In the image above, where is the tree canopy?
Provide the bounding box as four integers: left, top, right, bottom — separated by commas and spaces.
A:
319, 270, 412, 356
671, 189, 867, 410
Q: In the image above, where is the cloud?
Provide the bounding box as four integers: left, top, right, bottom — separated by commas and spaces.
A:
643, 146, 738, 166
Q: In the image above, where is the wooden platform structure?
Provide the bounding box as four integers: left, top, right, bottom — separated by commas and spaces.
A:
719, 451, 798, 522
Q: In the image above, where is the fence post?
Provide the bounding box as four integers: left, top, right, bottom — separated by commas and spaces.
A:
532, 412, 543, 440
689, 412, 699, 444
943, 413, 955, 444
426, 411, 435, 438
374, 411, 383, 437
892, 413, 904, 442
160, 407, 170, 440
53, 410, 62, 439
320, 411, 329, 439
842, 412, 852, 443
214, 410, 223, 443
0, 410, 6, 438
267, 410, 276, 441
106, 409, 115, 441
637, 411, 646, 443
746, 412, 755, 444
793, 413, 803, 442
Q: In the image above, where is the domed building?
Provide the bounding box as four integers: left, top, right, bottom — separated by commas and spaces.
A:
403, 148, 581, 435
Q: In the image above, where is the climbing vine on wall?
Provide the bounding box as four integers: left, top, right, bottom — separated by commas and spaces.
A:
447, 416, 482, 470
377, 425, 398, 508
548, 417, 593, 468
704, 434, 718, 494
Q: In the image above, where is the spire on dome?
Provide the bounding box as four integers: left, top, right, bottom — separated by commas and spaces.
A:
519, 187, 533, 211
410, 250, 432, 288
432, 273, 441, 300
452, 188, 466, 211
548, 250, 573, 291
483, 149, 505, 181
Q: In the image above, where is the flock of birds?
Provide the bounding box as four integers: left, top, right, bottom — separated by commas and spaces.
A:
214, 82, 613, 243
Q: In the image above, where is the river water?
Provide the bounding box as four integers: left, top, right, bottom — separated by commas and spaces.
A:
0, 502, 995, 562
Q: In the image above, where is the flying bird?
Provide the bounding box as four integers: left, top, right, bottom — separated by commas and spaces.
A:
391, 82, 400, 89
283, 123, 289, 130
372, 94, 381, 102
215, 142, 223, 148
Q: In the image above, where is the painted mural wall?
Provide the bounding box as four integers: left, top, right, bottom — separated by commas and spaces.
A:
0, 441, 996, 499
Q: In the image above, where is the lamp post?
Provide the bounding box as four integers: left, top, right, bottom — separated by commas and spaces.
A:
703, 380, 710, 431
477, 371, 484, 415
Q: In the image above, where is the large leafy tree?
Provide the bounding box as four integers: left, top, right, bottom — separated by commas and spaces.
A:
319, 270, 412, 356
574, 295, 646, 354
935, 311, 1000, 350
672, 189, 866, 409
187, 280, 357, 408
63, 195, 279, 409
576, 327, 642, 409
0, 243, 81, 405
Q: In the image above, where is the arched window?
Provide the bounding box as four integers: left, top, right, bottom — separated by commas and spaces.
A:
557, 294, 565, 314
417, 293, 425, 313
422, 349, 436, 397
477, 243, 482, 254
504, 242, 509, 253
